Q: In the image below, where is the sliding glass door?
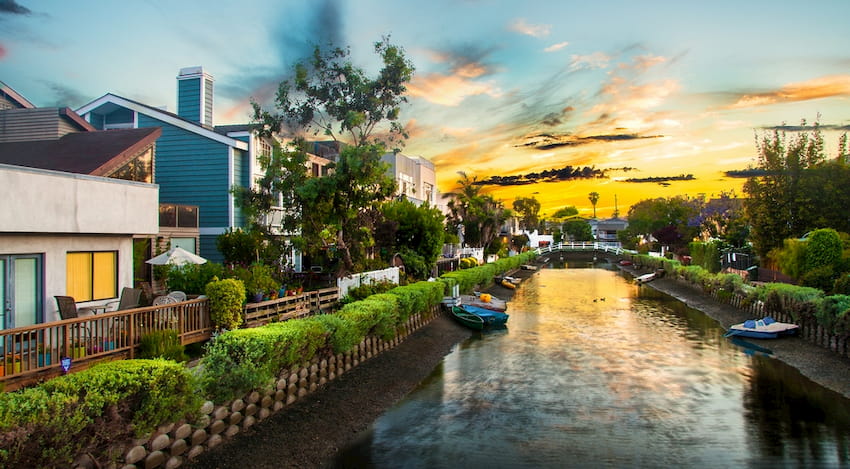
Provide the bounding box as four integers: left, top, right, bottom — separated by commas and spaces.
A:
0, 255, 42, 330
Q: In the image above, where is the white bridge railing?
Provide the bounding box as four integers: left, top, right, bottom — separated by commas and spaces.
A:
534, 242, 626, 256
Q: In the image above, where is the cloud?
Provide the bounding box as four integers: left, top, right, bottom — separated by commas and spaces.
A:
509, 18, 550, 37
38, 80, 90, 108
475, 165, 608, 186
569, 52, 611, 71
544, 41, 569, 53
519, 132, 663, 150
729, 75, 850, 109
0, 0, 31, 15
407, 47, 503, 106
0, 43, 5, 59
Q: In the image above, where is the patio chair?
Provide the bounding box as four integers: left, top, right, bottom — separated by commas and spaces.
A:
152, 295, 179, 306
105, 287, 142, 312
167, 291, 187, 302
55, 296, 80, 320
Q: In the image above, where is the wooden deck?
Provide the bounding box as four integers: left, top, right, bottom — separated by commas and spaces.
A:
1, 288, 339, 391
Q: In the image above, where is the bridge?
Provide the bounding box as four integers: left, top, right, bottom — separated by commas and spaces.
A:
534, 241, 627, 256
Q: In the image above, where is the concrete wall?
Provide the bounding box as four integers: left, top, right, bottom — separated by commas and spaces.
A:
0, 164, 158, 235
0, 234, 135, 322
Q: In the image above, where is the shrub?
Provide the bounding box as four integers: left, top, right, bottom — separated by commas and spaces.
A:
139, 329, 187, 362
165, 262, 226, 295
342, 279, 396, 303
833, 274, 850, 295
801, 265, 836, 292
0, 360, 199, 467
205, 278, 245, 330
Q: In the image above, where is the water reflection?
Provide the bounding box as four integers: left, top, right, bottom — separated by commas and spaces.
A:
335, 268, 850, 468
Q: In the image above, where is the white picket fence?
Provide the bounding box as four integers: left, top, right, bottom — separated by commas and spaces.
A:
337, 267, 400, 298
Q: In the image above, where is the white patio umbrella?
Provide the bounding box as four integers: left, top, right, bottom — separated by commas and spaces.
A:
145, 247, 208, 266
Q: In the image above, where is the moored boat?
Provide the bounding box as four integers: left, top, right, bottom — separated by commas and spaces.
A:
459, 304, 509, 327
724, 317, 799, 339
461, 293, 507, 312
450, 306, 485, 330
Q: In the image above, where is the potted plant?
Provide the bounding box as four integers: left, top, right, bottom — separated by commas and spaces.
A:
242, 264, 280, 303
5, 354, 21, 374
37, 345, 53, 367
71, 341, 86, 359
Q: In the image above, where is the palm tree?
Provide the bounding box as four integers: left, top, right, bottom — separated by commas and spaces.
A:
588, 192, 600, 218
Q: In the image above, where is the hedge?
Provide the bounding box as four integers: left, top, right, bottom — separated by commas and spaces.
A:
0, 360, 199, 467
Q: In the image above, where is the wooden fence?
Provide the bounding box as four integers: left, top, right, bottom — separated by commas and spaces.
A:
0, 287, 340, 391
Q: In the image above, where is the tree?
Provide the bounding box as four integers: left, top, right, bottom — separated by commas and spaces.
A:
512, 196, 541, 232
588, 192, 600, 218
744, 120, 828, 259
380, 198, 445, 280
619, 196, 702, 251
692, 191, 749, 248
446, 172, 510, 252
552, 206, 579, 219
562, 219, 593, 241
246, 38, 415, 276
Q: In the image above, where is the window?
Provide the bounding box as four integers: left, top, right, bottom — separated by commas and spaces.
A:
170, 237, 196, 253
66, 251, 117, 301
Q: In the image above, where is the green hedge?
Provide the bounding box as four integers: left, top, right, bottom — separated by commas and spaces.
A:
0, 360, 199, 468
642, 251, 850, 338
442, 251, 536, 293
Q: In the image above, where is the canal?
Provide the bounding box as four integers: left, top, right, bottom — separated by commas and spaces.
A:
334, 266, 850, 468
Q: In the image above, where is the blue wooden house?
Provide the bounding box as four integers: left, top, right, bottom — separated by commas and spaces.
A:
76, 67, 260, 263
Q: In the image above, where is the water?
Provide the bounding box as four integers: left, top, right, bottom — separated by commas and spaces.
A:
334, 267, 850, 468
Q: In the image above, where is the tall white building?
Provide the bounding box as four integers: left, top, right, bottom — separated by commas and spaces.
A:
381, 151, 439, 207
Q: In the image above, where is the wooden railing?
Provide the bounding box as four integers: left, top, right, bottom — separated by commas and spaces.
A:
243, 287, 339, 327
1, 289, 340, 391
0, 298, 212, 391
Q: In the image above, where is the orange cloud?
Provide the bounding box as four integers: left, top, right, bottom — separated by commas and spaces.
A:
730, 75, 850, 108
407, 72, 502, 106
509, 18, 551, 37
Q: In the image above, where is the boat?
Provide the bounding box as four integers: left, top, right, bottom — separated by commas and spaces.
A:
450, 306, 485, 330
634, 272, 657, 284
520, 264, 538, 271
724, 317, 799, 339
499, 278, 517, 289
461, 293, 507, 312
458, 304, 509, 327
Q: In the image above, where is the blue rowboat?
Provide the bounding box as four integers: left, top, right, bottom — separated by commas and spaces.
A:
460, 304, 509, 327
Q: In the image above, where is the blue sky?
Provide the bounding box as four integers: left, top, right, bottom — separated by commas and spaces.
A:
3, 0, 850, 216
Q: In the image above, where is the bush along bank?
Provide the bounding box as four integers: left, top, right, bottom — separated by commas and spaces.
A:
0, 251, 537, 469
626, 253, 850, 357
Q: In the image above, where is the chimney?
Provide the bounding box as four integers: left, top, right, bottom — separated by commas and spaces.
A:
176, 66, 213, 127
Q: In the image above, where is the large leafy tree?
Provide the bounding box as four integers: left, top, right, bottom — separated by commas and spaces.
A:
619, 196, 702, 251
244, 38, 414, 276
692, 191, 750, 248
512, 196, 541, 232
380, 198, 446, 280
743, 121, 827, 259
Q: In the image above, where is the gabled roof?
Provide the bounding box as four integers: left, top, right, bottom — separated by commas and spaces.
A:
0, 81, 35, 109
0, 127, 161, 176
75, 94, 248, 150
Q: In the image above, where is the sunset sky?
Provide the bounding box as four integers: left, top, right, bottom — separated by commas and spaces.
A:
4, 0, 850, 218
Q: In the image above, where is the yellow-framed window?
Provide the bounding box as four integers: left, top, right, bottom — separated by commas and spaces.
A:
66, 251, 117, 301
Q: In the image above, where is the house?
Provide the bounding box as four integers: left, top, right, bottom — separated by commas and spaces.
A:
75, 67, 260, 264
590, 217, 628, 248
381, 151, 439, 207
0, 81, 162, 324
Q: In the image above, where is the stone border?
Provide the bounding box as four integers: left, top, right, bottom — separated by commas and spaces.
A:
79, 307, 441, 469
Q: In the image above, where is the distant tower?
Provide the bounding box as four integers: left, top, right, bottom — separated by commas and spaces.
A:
613, 194, 620, 218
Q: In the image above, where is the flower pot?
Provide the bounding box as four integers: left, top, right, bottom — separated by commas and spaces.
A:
38, 352, 52, 367
279, 287, 287, 298
72, 346, 86, 359
252, 292, 264, 303
6, 361, 21, 374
